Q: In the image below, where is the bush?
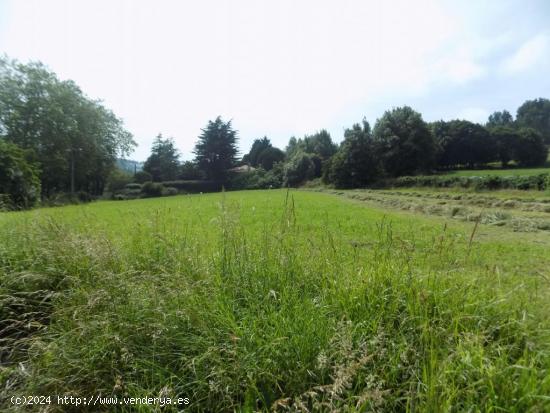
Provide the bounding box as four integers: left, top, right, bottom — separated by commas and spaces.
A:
0, 140, 41, 209
125, 183, 142, 190
162, 186, 179, 196
384, 173, 550, 191
107, 169, 133, 192
284, 152, 316, 186
134, 170, 152, 184
160, 180, 224, 193
140, 181, 163, 198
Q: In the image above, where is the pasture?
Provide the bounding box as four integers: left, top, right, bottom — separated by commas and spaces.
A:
1, 190, 550, 412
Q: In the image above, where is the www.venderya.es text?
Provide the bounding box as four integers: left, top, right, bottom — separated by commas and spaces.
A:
11, 395, 190, 407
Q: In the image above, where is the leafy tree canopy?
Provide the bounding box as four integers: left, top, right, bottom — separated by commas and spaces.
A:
143, 134, 180, 181
0, 138, 41, 209
486, 110, 514, 129
328, 119, 381, 188
0, 57, 135, 196
373, 106, 436, 176
193, 116, 238, 181
516, 98, 550, 144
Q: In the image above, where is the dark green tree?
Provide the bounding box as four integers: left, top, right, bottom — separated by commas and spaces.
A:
328, 119, 381, 188
490, 126, 520, 167
486, 110, 514, 128
194, 117, 238, 181
143, 134, 180, 181
0, 139, 41, 209
514, 128, 548, 167
179, 161, 203, 180
283, 151, 316, 186
284, 130, 337, 160
516, 98, 550, 144
257, 147, 285, 171
242, 137, 272, 166
373, 106, 436, 176
0, 57, 135, 196
431, 120, 496, 168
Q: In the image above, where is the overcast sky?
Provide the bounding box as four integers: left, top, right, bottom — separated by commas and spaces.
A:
1, 0, 549, 161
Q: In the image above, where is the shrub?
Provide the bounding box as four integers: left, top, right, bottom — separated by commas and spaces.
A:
107, 169, 133, 192
125, 183, 142, 190
384, 173, 550, 191
162, 186, 179, 196
0, 140, 41, 209
134, 170, 153, 184
140, 181, 163, 198
283, 152, 316, 186
160, 180, 224, 193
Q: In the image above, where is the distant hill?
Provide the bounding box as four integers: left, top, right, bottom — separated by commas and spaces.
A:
116, 158, 144, 173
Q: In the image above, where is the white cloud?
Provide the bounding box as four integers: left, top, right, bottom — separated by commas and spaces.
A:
501, 33, 549, 75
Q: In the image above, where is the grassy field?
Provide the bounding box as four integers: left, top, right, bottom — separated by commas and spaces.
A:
1, 190, 550, 412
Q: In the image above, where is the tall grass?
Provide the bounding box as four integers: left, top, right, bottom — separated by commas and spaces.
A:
1, 190, 549, 411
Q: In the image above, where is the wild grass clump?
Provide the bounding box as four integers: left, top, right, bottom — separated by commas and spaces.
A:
1, 190, 549, 411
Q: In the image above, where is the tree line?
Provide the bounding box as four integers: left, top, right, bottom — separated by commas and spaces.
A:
1, 56, 549, 208
0, 57, 135, 209
139, 101, 549, 191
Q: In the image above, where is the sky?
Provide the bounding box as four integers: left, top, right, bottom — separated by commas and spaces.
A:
0, 0, 549, 161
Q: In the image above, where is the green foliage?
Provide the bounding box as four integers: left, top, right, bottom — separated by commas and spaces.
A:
285, 130, 337, 160
0, 139, 41, 209
516, 98, 550, 144
133, 170, 152, 184
161, 186, 179, 197
229, 163, 284, 190
106, 168, 133, 193
160, 180, 223, 193
178, 161, 202, 180
486, 110, 514, 128
194, 116, 238, 181
373, 106, 436, 176
490, 126, 520, 166
283, 151, 316, 186
258, 146, 285, 171
515, 128, 548, 167
431, 119, 496, 168
387, 173, 549, 191
328, 120, 381, 188
0, 57, 135, 196
140, 181, 163, 198
143, 134, 180, 182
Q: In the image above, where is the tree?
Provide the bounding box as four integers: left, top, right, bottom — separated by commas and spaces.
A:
431, 120, 496, 169
373, 106, 436, 176
257, 147, 285, 171
284, 130, 337, 160
143, 134, 180, 181
302, 130, 337, 159
283, 151, 316, 186
514, 128, 548, 167
179, 161, 202, 180
242, 137, 272, 166
0, 139, 41, 209
194, 117, 238, 181
490, 126, 520, 167
0, 57, 135, 196
328, 119, 381, 188
486, 110, 514, 129
516, 98, 550, 144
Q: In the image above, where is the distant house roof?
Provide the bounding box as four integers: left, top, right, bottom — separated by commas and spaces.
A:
229, 165, 256, 173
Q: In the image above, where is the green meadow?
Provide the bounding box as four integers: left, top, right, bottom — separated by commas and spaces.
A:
442, 167, 550, 177
1, 190, 550, 412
